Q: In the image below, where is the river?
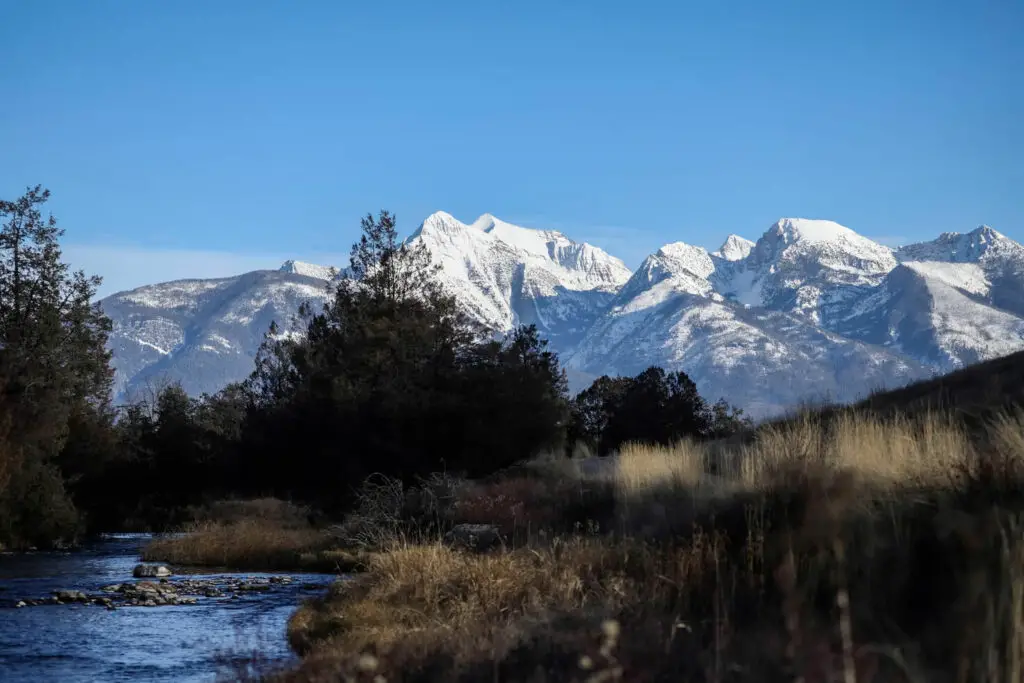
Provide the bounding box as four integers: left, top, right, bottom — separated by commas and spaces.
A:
0, 534, 337, 682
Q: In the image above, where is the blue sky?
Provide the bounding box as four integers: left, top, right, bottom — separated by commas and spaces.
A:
1, 0, 1021, 297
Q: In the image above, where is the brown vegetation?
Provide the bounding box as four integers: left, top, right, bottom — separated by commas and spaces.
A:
273, 410, 1024, 683
142, 499, 368, 573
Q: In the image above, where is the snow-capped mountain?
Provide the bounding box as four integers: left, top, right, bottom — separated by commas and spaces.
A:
409, 211, 631, 348
101, 213, 1024, 418
565, 218, 1024, 415
102, 213, 629, 403
104, 270, 335, 402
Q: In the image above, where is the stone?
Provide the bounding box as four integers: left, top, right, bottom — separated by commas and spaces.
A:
443, 523, 503, 552
53, 590, 89, 603
133, 564, 172, 578
238, 583, 271, 592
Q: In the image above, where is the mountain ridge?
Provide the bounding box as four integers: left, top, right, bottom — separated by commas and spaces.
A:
100, 213, 1024, 417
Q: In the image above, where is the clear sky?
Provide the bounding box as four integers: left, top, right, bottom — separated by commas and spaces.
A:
1, 0, 1021, 297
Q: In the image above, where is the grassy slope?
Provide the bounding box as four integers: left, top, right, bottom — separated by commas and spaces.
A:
857, 348, 1024, 419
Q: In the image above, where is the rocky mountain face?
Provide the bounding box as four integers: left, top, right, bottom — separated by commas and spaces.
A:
101, 214, 1024, 418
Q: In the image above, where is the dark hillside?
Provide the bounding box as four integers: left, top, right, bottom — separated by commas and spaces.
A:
855, 349, 1024, 422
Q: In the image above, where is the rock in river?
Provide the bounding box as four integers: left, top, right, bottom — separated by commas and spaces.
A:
53, 590, 89, 603
132, 564, 172, 578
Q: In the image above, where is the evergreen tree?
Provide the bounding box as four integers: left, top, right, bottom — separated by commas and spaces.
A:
243, 211, 568, 506
0, 186, 113, 547
242, 211, 478, 503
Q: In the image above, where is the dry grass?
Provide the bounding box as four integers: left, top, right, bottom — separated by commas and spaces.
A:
269, 409, 1024, 683
282, 535, 730, 681
142, 500, 370, 573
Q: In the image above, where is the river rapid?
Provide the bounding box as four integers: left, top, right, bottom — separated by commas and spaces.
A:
0, 534, 336, 682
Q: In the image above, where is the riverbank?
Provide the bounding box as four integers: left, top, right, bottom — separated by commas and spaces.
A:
274, 411, 1024, 683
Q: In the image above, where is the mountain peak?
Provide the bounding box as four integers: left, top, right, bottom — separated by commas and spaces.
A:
713, 234, 755, 261
897, 225, 1018, 264
416, 210, 465, 234
972, 224, 1004, 241
768, 217, 863, 245
755, 217, 896, 273
649, 242, 715, 279
279, 260, 339, 281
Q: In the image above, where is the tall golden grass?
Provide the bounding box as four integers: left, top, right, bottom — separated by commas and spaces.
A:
275, 409, 1024, 683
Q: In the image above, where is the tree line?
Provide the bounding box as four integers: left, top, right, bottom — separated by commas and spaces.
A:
0, 187, 750, 548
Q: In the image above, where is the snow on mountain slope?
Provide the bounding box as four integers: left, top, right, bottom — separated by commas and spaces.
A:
894, 226, 1024, 319
409, 211, 631, 349
102, 271, 333, 402
900, 261, 990, 297
564, 288, 929, 417
833, 262, 1024, 371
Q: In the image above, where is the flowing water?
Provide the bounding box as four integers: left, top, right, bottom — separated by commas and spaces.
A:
0, 534, 337, 682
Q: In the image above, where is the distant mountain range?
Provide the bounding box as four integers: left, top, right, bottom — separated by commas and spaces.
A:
101, 213, 1024, 418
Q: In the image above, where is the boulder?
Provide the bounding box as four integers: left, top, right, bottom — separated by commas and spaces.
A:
133, 564, 172, 578
443, 523, 502, 552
